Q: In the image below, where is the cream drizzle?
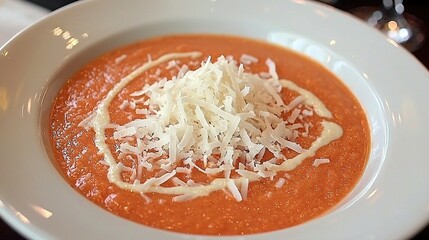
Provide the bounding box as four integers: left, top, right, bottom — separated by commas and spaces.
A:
281, 79, 332, 118
88, 52, 343, 199
90, 52, 202, 191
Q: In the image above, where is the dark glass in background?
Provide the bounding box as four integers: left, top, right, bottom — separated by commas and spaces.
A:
25, 0, 78, 10
1, 0, 428, 239
350, 0, 425, 52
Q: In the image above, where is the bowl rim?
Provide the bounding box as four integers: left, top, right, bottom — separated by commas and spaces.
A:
1, 0, 429, 239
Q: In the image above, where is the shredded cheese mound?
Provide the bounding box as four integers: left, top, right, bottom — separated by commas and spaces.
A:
84, 51, 343, 201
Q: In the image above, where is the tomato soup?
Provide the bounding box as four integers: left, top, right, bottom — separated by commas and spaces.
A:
49, 35, 370, 235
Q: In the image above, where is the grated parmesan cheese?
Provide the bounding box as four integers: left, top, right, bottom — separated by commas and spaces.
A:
312, 158, 331, 167
140, 193, 152, 203
227, 179, 242, 201
240, 54, 258, 65
275, 178, 286, 188
115, 54, 127, 64
85, 51, 343, 202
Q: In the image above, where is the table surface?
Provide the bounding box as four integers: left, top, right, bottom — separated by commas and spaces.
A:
1, 0, 429, 239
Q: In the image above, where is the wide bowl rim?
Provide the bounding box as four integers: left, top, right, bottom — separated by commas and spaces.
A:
1, 0, 429, 239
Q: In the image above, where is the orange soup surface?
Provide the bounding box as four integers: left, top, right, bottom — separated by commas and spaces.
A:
50, 35, 370, 235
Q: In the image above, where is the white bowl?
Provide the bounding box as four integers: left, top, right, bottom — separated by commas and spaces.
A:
1, 0, 429, 239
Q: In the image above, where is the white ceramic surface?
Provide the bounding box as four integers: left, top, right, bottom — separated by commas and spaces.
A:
0, 0, 429, 239
0, 0, 48, 46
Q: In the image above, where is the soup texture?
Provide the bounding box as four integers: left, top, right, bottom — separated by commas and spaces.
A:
50, 35, 370, 235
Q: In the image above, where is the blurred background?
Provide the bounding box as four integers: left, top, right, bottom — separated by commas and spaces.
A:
10, 0, 428, 74
1, 0, 428, 239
